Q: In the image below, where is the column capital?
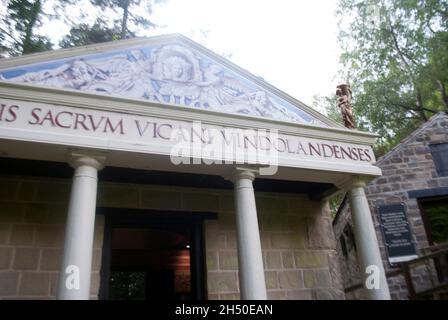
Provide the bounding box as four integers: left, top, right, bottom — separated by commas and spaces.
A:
336, 175, 369, 190
225, 166, 259, 183
350, 177, 367, 189
67, 150, 106, 171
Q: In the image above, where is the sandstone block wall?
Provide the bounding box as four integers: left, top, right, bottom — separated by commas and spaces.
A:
1, 173, 344, 300
205, 193, 344, 300
0, 176, 103, 299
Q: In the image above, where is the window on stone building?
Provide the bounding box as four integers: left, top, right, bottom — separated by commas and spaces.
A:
344, 224, 357, 252
340, 235, 348, 257
420, 198, 448, 245
340, 224, 356, 258
430, 143, 448, 176
419, 198, 448, 282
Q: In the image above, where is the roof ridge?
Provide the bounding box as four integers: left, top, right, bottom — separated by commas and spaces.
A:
376, 112, 448, 165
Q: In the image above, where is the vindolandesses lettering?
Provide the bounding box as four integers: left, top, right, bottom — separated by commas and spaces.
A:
0, 100, 376, 171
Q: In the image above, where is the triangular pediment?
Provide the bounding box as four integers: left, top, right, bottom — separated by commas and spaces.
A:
0, 34, 338, 127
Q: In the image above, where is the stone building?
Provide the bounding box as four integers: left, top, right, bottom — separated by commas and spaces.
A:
0, 34, 389, 300
333, 112, 448, 299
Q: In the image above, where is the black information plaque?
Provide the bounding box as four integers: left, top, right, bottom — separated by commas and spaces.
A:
378, 204, 417, 264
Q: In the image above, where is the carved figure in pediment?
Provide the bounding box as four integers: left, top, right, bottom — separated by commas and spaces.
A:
150, 45, 203, 104
195, 64, 224, 109
0, 42, 324, 125
151, 44, 202, 83
6, 59, 104, 90
214, 76, 253, 113
86, 49, 162, 101
249, 91, 271, 116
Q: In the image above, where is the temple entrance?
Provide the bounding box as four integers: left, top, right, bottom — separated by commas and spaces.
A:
98, 209, 210, 300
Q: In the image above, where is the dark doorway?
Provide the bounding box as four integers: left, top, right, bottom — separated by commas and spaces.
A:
420, 198, 448, 245
109, 228, 190, 300
419, 197, 448, 282
98, 209, 214, 300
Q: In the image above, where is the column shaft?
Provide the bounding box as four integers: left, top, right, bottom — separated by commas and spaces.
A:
57, 155, 103, 300
349, 184, 391, 300
233, 171, 267, 300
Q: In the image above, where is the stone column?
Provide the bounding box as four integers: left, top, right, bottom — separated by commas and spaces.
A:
348, 178, 391, 300
57, 152, 105, 300
230, 168, 267, 300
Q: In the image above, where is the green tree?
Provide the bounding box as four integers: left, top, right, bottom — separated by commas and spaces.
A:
60, 19, 122, 48
90, 0, 162, 39
61, 0, 165, 48
328, 0, 448, 156
1, 0, 50, 55
0, 0, 79, 56
312, 94, 342, 125
425, 204, 448, 244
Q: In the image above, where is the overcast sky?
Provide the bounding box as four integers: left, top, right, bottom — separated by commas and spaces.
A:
40, 0, 342, 109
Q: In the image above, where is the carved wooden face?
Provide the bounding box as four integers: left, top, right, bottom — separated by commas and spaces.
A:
336, 85, 351, 98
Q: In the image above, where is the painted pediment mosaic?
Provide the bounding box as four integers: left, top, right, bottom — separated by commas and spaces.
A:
0, 37, 328, 126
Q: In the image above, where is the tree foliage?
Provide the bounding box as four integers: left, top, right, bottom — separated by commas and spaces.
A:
1, 0, 50, 55
0, 0, 165, 56
0, 0, 78, 56
313, 94, 342, 125
60, 0, 164, 48
425, 204, 448, 244
330, 0, 448, 156
60, 19, 122, 48
90, 0, 161, 39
